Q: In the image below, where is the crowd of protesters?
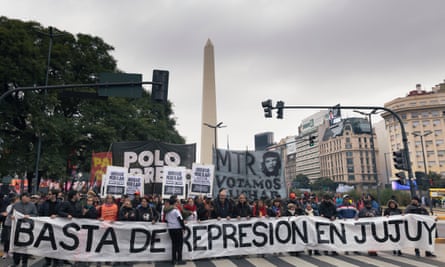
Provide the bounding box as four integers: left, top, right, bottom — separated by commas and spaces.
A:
0, 187, 437, 266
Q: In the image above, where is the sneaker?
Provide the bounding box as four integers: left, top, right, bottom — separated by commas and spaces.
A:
425, 252, 436, 257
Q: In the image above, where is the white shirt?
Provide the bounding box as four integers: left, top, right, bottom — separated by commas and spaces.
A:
165, 208, 183, 229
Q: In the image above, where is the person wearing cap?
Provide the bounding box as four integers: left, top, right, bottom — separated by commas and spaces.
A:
404, 196, 436, 257
164, 197, 186, 265
384, 199, 402, 256
9, 192, 38, 267
131, 191, 142, 208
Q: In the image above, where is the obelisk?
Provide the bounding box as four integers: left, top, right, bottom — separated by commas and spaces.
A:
200, 39, 217, 164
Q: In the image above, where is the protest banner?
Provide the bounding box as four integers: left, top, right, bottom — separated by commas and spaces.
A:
10, 212, 436, 262
213, 149, 286, 200
89, 152, 112, 191
189, 163, 213, 197
111, 141, 196, 195
162, 166, 186, 199
101, 166, 127, 198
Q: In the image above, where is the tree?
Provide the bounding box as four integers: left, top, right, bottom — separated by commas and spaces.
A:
310, 177, 337, 192
292, 174, 310, 189
0, 17, 185, 183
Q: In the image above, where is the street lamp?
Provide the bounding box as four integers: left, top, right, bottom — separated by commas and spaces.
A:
412, 130, 433, 213
203, 122, 226, 149
353, 109, 380, 203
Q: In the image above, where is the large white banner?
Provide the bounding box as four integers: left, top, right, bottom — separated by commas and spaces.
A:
10, 212, 436, 262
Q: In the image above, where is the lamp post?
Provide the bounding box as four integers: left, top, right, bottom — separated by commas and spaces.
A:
203, 122, 226, 150
412, 131, 433, 213
384, 152, 391, 186
34, 26, 65, 194
353, 109, 380, 204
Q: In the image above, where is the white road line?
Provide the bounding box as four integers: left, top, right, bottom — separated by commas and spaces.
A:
280, 256, 318, 267
378, 253, 440, 267
314, 255, 361, 267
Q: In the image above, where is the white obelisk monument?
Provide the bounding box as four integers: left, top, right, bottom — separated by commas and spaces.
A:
200, 39, 217, 164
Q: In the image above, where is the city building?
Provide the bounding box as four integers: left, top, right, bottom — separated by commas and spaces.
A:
254, 132, 274, 151
318, 117, 379, 189
381, 83, 445, 177
295, 111, 329, 182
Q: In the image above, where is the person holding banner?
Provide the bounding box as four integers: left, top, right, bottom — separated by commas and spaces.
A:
9, 192, 38, 267
233, 194, 252, 219
99, 195, 119, 221
118, 198, 137, 221
164, 196, 186, 265
39, 190, 62, 267
384, 199, 403, 256
136, 196, 159, 223
212, 188, 234, 220
1, 193, 18, 260
404, 196, 436, 257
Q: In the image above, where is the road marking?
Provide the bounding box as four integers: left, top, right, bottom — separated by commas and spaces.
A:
315, 255, 360, 267
211, 258, 238, 267
280, 255, 318, 267
354, 255, 401, 267
378, 253, 439, 267
246, 257, 276, 267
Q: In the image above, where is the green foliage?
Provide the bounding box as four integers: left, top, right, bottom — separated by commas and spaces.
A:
0, 17, 185, 181
292, 173, 310, 189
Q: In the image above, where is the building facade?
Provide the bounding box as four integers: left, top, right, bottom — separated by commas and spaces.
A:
319, 117, 379, 188
295, 111, 329, 181
381, 83, 445, 177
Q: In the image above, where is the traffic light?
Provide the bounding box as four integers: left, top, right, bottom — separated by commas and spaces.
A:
276, 101, 284, 119
395, 171, 406, 185
151, 69, 169, 103
393, 149, 408, 170
309, 135, 316, 147
262, 99, 273, 118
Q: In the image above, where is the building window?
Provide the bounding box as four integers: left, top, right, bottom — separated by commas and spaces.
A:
348, 175, 355, 181
411, 112, 419, 118
412, 121, 419, 128
421, 112, 429, 118
423, 120, 430, 127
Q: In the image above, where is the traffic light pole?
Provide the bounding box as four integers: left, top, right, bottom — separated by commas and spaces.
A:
262, 103, 416, 198
1, 80, 162, 194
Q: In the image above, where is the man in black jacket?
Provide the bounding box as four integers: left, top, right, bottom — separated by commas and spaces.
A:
39, 190, 62, 267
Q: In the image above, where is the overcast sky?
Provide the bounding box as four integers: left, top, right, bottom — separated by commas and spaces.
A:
3, 0, 445, 159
